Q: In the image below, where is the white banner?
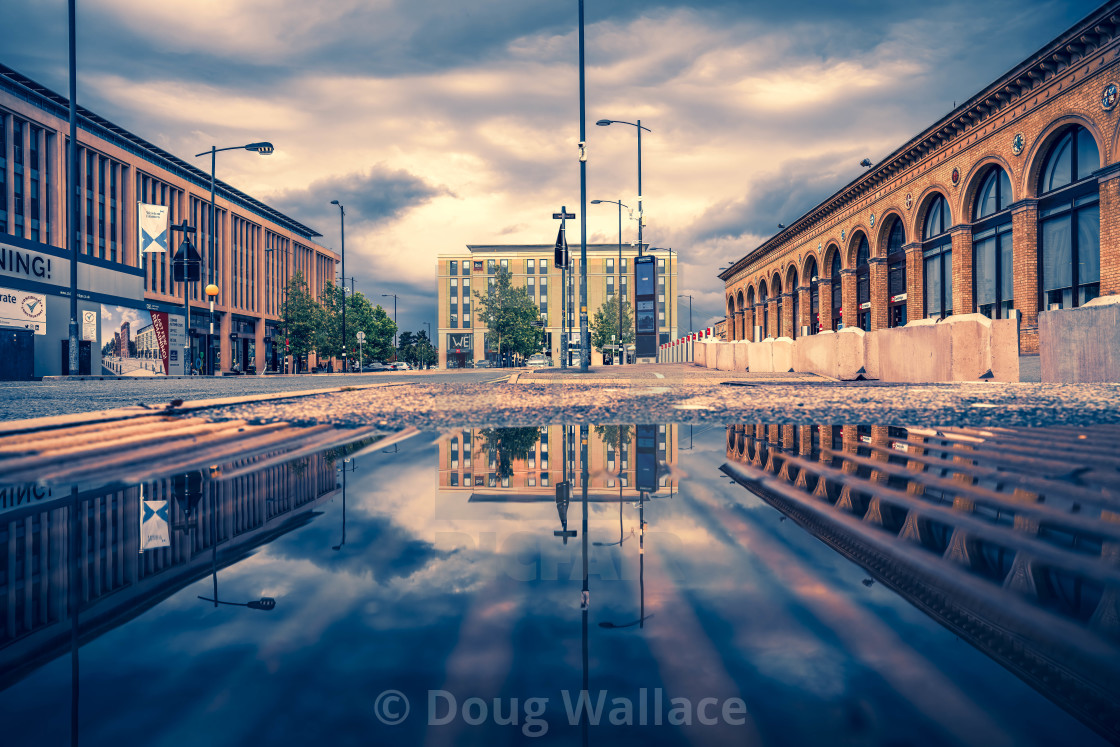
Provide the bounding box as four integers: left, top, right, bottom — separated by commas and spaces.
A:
0, 287, 46, 335
138, 202, 169, 257
140, 490, 170, 551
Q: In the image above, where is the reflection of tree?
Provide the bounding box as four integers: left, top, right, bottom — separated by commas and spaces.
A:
593, 425, 633, 454
476, 427, 541, 479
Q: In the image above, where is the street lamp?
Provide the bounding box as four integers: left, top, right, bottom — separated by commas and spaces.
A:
649, 246, 675, 342
591, 198, 629, 365
423, 321, 432, 369
680, 293, 694, 335
595, 119, 651, 259
193, 141, 273, 374
381, 294, 398, 349
330, 201, 346, 371
205, 284, 219, 375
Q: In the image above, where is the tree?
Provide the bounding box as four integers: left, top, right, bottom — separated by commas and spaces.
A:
476, 427, 541, 479
397, 331, 416, 365
474, 268, 541, 360
593, 424, 633, 454
590, 294, 634, 355
414, 330, 437, 369
316, 284, 396, 367
281, 271, 323, 369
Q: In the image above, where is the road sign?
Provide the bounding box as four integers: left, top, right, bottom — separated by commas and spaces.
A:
356, 331, 366, 342
552, 212, 576, 220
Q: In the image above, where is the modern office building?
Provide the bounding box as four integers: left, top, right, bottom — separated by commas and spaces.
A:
436, 244, 679, 368
0, 63, 338, 376
719, 2, 1120, 355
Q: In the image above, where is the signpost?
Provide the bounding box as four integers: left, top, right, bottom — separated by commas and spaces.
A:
356, 330, 366, 370
552, 207, 574, 369
170, 221, 200, 374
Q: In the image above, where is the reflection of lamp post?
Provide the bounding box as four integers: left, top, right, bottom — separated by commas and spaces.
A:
197, 485, 275, 610
333, 457, 355, 551
205, 284, 219, 375
600, 489, 652, 630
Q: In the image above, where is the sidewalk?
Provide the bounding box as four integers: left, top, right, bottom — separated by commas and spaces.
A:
512, 362, 829, 385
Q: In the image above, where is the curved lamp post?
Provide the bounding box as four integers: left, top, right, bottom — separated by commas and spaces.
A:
595, 119, 650, 259
193, 142, 273, 374
591, 199, 629, 365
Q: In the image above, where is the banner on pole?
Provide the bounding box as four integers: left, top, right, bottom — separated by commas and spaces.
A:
139, 487, 170, 551
138, 203, 169, 258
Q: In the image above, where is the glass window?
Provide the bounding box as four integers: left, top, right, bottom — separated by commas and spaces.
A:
450, 260, 457, 275
975, 168, 1012, 219
540, 258, 548, 273
606, 258, 614, 273
923, 194, 951, 239
500, 258, 509, 272
487, 259, 496, 274
1039, 126, 1101, 310
526, 259, 535, 274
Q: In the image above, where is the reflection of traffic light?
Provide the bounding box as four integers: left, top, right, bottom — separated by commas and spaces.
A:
172, 471, 204, 517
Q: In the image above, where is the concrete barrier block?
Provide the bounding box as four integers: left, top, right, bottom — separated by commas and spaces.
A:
863, 331, 880, 380
990, 310, 1021, 382
793, 331, 838, 378
946, 314, 991, 381
1039, 294, 1120, 382
836, 328, 866, 379
715, 341, 736, 371
748, 339, 774, 372
878, 321, 948, 382
731, 341, 750, 371
772, 337, 794, 372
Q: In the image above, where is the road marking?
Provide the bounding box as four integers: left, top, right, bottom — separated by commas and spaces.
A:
653, 372, 665, 379
485, 375, 511, 384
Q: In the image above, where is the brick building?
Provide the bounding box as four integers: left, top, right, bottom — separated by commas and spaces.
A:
0, 63, 338, 376
720, 2, 1120, 355
437, 244, 679, 368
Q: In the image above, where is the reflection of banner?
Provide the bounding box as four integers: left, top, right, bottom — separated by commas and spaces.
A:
137, 202, 169, 259
150, 311, 171, 375
139, 487, 170, 551
0, 287, 46, 335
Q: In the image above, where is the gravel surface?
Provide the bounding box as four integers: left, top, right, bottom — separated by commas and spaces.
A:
208, 376, 1120, 430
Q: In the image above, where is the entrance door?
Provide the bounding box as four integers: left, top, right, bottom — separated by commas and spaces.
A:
1, 329, 34, 380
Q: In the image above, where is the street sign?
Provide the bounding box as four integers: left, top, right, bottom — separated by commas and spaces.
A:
532, 320, 545, 328
552, 212, 576, 220
355, 331, 366, 342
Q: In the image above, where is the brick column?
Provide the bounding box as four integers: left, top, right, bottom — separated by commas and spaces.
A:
950, 225, 973, 317
781, 292, 795, 338
798, 425, 813, 455
1097, 168, 1120, 296
742, 307, 753, 339
819, 281, 834, 331
797, 284, 811, 334
841, 269, 857, 330
904, 242, 924, 322
767, 298, 779, 338
1011, 199, 1039, 353
869, 257, 888, 330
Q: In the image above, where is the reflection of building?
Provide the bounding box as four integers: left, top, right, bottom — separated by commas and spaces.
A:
720, 4, 1120, 354
119, 321, 131, 358
0, 64, 338, 376
436, 245, 679, 368
436, 425, 677, 505
722, 423, 1120, 744
0, 450, 340, 691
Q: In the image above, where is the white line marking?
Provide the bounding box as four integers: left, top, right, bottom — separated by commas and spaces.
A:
653, 372, 665, 379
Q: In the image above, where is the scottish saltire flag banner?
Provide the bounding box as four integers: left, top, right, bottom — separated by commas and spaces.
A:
140, 489, 170, 551
137, 202, 169, 258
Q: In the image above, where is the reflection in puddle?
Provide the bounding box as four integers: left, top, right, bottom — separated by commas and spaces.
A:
0, 424, 1115, 746
723, 424, 1120, 744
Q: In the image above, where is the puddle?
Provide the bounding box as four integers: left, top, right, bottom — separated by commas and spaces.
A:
0, 423, 1116, 746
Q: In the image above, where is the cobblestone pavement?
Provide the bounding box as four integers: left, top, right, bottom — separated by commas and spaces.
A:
204, 363, 1120, 430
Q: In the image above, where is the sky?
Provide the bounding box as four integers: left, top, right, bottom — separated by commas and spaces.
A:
0, 0, 1105, 336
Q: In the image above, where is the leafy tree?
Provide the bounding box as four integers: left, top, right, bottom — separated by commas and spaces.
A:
397, 331, 416, 365
476, 427, 541, 479
414, 330, 437, 369
281, 271, 323, 368
590, 295, 634, 354
593, 424, 633, 454
316, 283, 396, 367
474, 268, 541, 359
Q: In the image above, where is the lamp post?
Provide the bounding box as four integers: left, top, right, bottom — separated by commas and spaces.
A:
193, 141, 273, 374
680, 293, 693, 335
205, 284, 219, 375
330, 201, 346, 371
381, 294, 399, 350
595, 118, 650, 260
66, 0, 79, 377
591, 199, 629, 365
423, 321, 432, 369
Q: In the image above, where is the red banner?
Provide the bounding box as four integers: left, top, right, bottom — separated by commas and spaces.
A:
150, 311, 171, 375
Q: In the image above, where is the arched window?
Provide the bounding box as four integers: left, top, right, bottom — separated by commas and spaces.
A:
885, 219, 907, 327
727, 294, 737, 340
855, 234, 871, 331
805, 257, 820, 335
922, 193, 953, 319
758, 281, 768, 341
829, 250, 842, 330
773, 275, 783, 338
1039, 125, 1100, 310
973, 167, 1014, 319
746, 287, 755, 340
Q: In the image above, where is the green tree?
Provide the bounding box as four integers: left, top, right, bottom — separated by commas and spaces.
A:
590, 295, 634, 354
474, 268, 541, 360
281, 271, 323, 369
353, 298, 397, 365
476, 427, 541, 479
593, 424, 633, 454
414, 329, 437, 369
397, 331, 416, 365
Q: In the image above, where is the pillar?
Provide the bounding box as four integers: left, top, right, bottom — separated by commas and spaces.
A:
742, 308, 753, 340
950, 226, 973, 317
904, 242, 924, 322
781, 292, 795, 338
1011, 199, 1040, 353
869, 258, 888, 330
819, 280, 834, 331
1096, 168, 1120, 296
219, 309, 232, 374
841, 269, 857, 330
767, 298, 779, 338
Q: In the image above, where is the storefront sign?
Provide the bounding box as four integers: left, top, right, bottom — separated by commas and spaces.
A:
82, 309, 97, 341
0, 245, 54, 283
0, 287, 46, 335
